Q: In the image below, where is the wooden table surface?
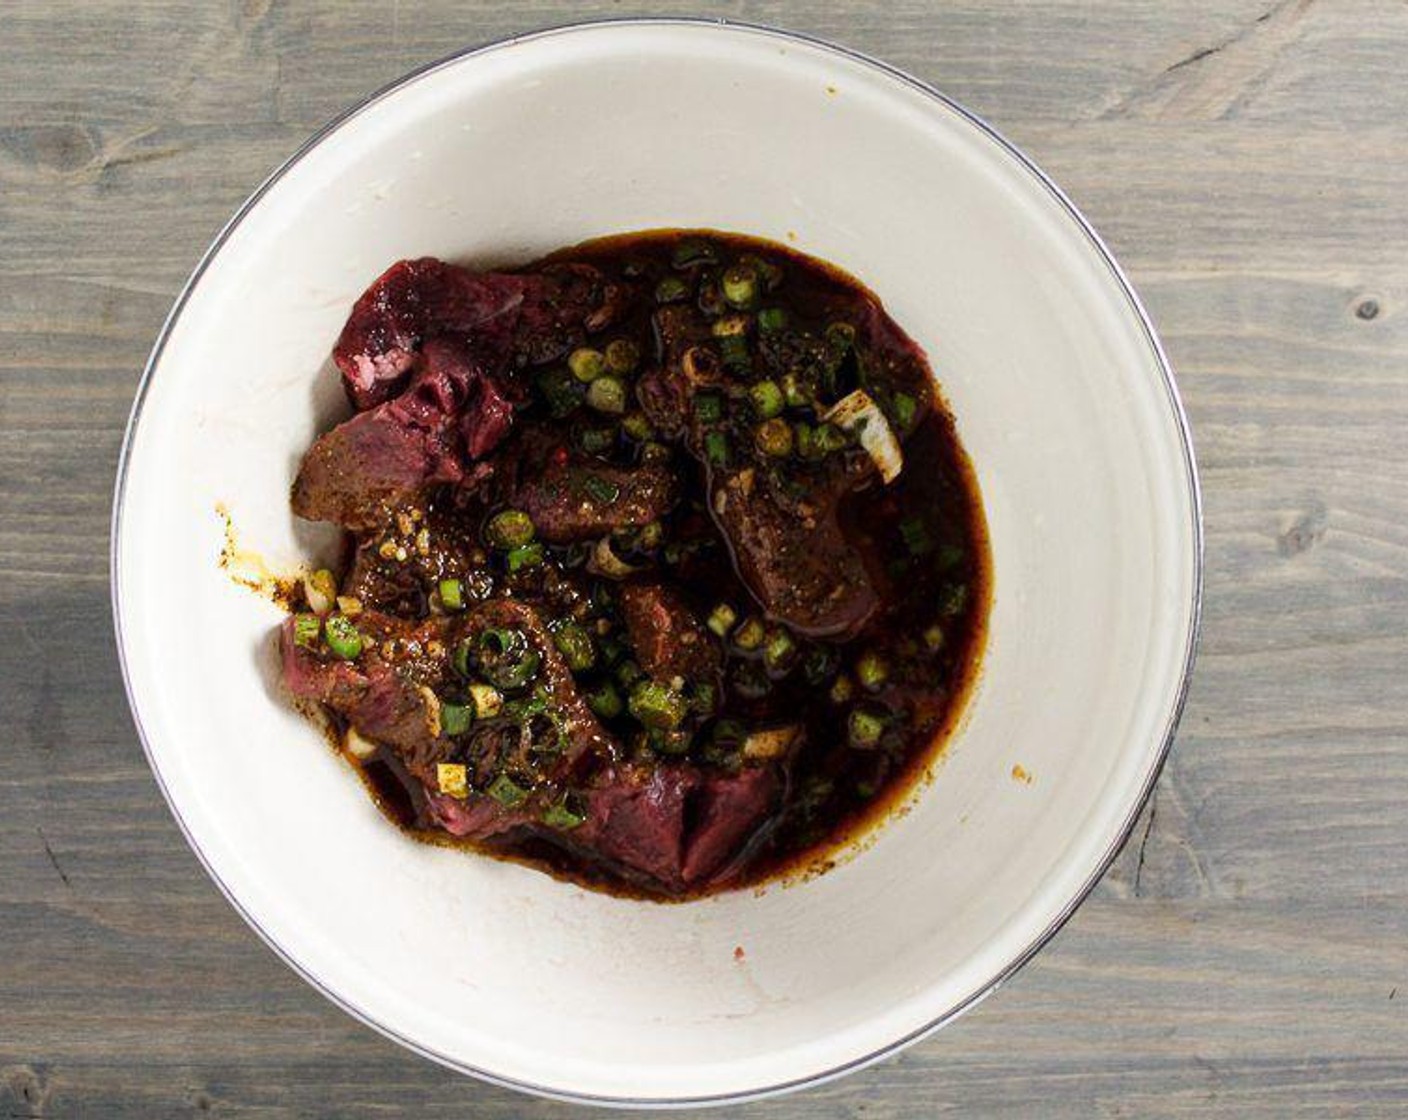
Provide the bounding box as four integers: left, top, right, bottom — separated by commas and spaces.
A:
4, 2, 1407, 1116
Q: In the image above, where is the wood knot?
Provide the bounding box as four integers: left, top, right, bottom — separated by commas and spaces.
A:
1277, 503, 1327, 557
3, 1064, 52, 1115
1, 124, 99, 173
1354, 297, 1380, 321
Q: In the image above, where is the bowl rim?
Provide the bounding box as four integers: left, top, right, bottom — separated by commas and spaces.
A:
110, 15, 1204, 1109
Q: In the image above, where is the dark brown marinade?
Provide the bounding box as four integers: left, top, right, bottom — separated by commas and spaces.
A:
290, 230, 989, 899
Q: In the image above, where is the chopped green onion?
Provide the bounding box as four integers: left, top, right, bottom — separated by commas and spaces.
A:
681, 346, 720, 382
749, 380, 785, 419
597, 632, 624, 665
710, 719, 745, 753
671, 237, 718, 268
826, 388, 903, 483
803, 645, 840, 686
655, 275, 689, 303
503, 688, 548, 721
721, 264, 759, 308
506, 542, 545, 572
615, 659, 645, 690
742, 725, 799, 760
697, 282, 725, 317
825, 321, 857, 352
640, 440, 672, 465
323, 614, 363, 660
718, 334, 750, 374
935, 543, 966, 572
739, 253, 784, 290
899, 516, 933, 556
336, 595, 363, 618
757, 307, 788, 333
892, 391, 917, 430
604, 338, 641, 374
591, 536, 641, 579
292, 613, 322, 650
628, 680, 688, 731
755, 417, 794, 458
541, 798, 585, 830
763, 627, 798, 674
303, 569, 337, 615
487, 773, 528, 808
649, 728, 693, 756
923, 623, 946, 652
440, 702, 472, 737
704, 430, 730, 468
552, 622, 596, 672
711, 314, 750, 338
577, 426, 616, 455
621, 411, 653, 441
794, 422, 820, 461
638, 520, 664, 550
730, 660, 772, 699
452, 639, 473, 678
536, 367, 581, 418
939, 582, 970, 617
476, 627, 540, 690
855, 650, 889, 691
485, 509, 535, 550
582, 474, 621, 504
782, 371, 810, 408
345, 727, 378, 760
848, 706, 887, 749
690, 681, 718, 716
468, 681, 503, 719
829, 673, 855, 704
606, 695, 648, 742
732, 616, 766, 652
587, 680, 623, 719
586, 375, 627, 414
568, 347, 605, 383
438, 578, 464, 611
702, 734, 742, 771
814, 422, 849, 453
706, 602, 737, 637
437, 762, 469, 798
692, 391, 724, 425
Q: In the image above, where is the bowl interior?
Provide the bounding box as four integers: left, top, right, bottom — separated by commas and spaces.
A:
114, 21, 1198, 1104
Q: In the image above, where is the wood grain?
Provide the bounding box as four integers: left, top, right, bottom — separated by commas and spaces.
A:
3, 2, 1407, 1116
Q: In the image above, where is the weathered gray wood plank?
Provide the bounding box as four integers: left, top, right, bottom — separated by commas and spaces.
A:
3, 2, 1407, 1117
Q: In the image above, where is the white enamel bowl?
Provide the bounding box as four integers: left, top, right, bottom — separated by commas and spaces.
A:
113, 19, 1200, 1107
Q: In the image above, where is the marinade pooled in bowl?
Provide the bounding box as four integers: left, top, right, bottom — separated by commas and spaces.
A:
280, 230, 988, 899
